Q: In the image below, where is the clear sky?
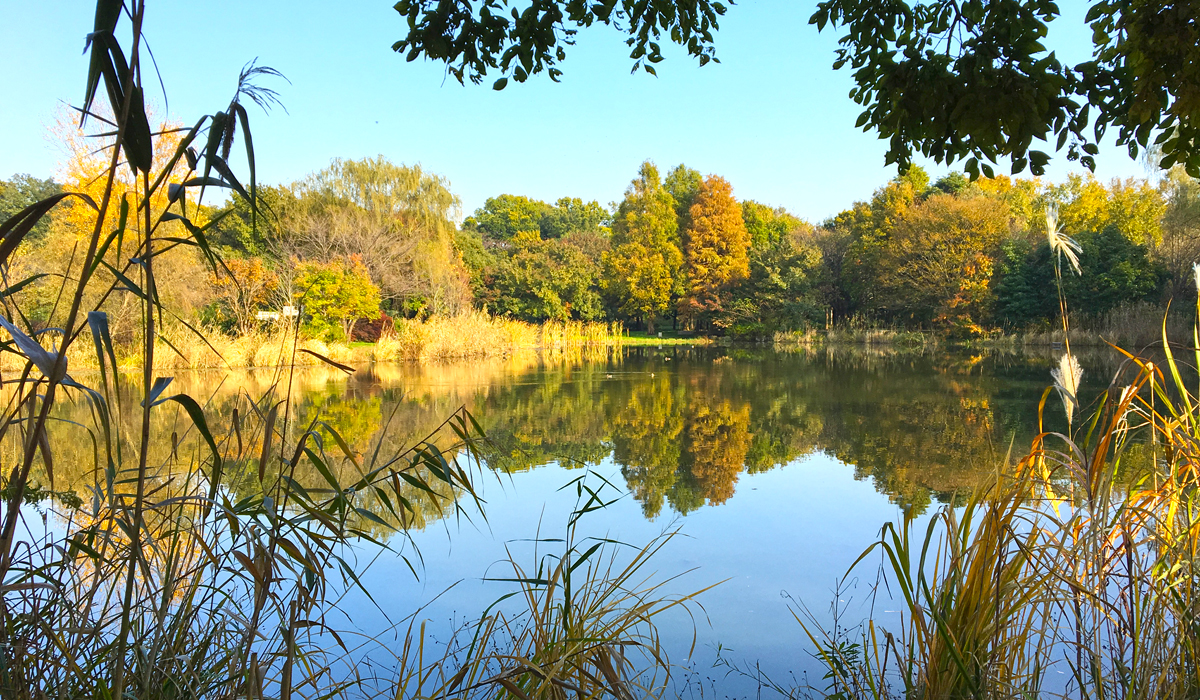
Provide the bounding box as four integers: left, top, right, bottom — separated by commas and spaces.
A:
0, 0, 1149, 223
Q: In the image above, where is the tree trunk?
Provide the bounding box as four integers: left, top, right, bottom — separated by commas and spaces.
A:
646, 317, 655, 334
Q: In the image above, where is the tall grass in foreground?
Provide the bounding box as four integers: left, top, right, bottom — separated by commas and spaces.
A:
395, 475, 712, 700
794, 351, 1200, 699
0, 6, 688, 700
784, 212, 1200, 699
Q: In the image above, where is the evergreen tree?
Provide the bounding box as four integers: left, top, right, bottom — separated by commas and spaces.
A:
664, 164, 702, 225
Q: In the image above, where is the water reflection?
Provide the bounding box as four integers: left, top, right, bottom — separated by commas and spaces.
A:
36, 345, 1122, 530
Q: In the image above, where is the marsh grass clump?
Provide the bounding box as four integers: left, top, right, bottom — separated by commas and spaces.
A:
400, 475, 712, 700
384, 312, 624, 362
790, 204, 1200, 700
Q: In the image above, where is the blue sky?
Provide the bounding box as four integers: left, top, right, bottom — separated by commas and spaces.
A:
1, 0, 1148, 223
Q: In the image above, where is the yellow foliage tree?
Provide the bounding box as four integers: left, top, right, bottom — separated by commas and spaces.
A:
16, 109, 207, 336
1055, 174, 1166, 244
601, 162, 682, 333
876, 194, 1012, 334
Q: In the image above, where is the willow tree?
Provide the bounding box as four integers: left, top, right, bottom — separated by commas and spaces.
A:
602, 162, 682, 333
281, 156, 469, 316
679, 175, 749, 328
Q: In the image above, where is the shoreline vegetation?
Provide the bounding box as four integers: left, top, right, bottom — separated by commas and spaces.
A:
12, 302, 1185, 372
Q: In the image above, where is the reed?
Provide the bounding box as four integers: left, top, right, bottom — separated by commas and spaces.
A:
401, 474, 712, 700
791, 227, 1200, 699
383, 312, 625, 362
0, 7, 686, 700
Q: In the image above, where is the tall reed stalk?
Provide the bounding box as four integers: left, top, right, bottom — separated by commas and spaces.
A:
0, 4, 492, 698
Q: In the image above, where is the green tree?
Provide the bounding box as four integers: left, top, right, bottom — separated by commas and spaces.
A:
679, 175, 749, 328
933, 172, 970, 196
205, 184, 293, 257
664, 164, 702, 224
463, 194, 550, 241
489, 231, 604, 321
540, 197, 610, 238
719, 230, 826, 338
293, 256, 382, 341
995, 224, 1166, 327
0, 174, 61, 241
395, 0, 1200, 178
602, 162, 682, 333
741, 201, 802, 250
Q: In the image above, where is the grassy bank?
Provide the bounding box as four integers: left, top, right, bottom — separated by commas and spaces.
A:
770, 302, 1191, 351
0, 314, 636, 371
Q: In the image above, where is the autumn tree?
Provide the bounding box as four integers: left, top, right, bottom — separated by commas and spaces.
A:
680, 398, 751, 507
1051, 174, 1165, 246
1160, 167, 1200, 299
21, 110, 207, 335
609, 374, 685, 519
210, 257, 281, 334
602, 162, 682, 333
875, 193, 1012, 333
834, 169, 926, 315
293, 256, 381, 341
679, 175, 749, 328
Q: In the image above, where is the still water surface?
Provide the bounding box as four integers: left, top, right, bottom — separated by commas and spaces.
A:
47, 345, 1118, 695
312, 345, 1109, 696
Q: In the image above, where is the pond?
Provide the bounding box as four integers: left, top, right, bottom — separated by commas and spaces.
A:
37, 344, 1131, 696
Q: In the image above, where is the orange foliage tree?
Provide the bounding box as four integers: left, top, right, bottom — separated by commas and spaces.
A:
679, 175, 749, 328
876, 194, 1012, 334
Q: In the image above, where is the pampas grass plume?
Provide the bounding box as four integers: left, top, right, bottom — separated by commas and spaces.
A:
1047, 204, 1082, 276
1051, 352, 1083, 426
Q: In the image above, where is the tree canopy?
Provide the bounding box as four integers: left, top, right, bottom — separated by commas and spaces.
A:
391, 0, 1200, 177
602, 161, 682, 332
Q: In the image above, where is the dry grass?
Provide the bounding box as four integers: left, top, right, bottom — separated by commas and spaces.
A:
994, 301, 1192, 350
0, 315, 626, 372
382, 312, 625, 362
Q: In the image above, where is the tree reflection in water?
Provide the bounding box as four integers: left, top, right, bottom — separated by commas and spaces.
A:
30, 345, 1126, 536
